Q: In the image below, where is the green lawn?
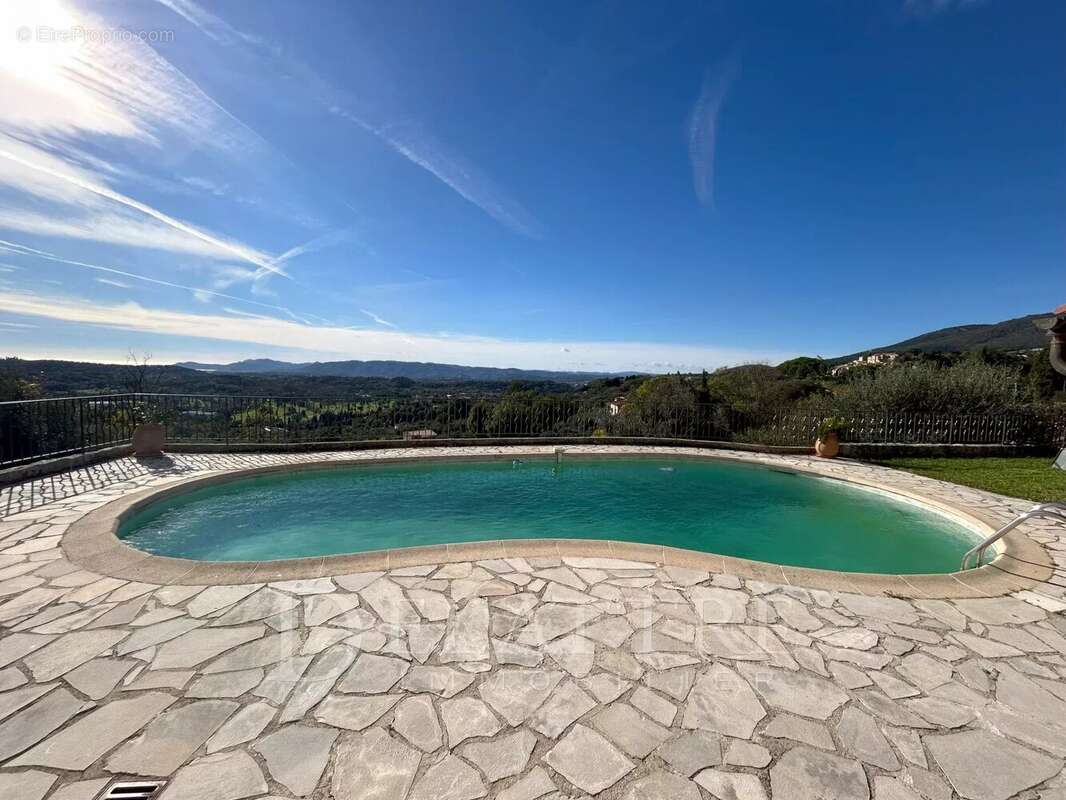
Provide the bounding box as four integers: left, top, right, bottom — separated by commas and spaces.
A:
875, 456, 1066, 502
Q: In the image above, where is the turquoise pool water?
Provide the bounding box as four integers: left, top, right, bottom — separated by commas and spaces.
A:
118, 458, 980, 573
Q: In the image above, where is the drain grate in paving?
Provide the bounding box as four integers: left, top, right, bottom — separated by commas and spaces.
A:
96, 779, 167, 800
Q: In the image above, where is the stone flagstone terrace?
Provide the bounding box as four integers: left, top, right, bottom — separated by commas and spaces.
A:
0, 445, 1065, 800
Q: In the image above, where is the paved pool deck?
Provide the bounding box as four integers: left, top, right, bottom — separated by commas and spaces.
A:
0, 445, 1065, 800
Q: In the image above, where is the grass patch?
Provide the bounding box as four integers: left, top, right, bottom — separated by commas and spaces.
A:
874, 456, 1066, 502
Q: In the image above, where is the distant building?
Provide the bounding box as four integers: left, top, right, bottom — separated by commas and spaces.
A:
402, 429, 438, 440
607, 395, 628, 416
831, 352, 899, 376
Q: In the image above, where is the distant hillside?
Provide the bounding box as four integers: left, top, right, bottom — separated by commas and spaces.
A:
175, 358, 626, 384
0, 359, 579, 399
834, 313, 1052, 363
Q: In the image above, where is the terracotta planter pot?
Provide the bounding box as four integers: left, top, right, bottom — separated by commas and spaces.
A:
132, 422, 165, 457
814, 431, 840, 459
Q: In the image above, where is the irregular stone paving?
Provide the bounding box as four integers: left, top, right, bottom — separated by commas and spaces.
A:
0, 446, 1065, 799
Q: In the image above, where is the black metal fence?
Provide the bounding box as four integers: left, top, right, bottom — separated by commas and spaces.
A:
0, 395, 141, 468
2, 393, 1064, 468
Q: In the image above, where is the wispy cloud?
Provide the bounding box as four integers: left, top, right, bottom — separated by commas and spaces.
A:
151, 0, 542, 238
0, 1, 272, 154
221, 307, 278, 321
0, 141, 287, 276
340, 267, 448, 295
275, 229, 350, 267
0, 0, 324, 287
336, 111, 544, 238
153, 0, 259, 45
688, 51, 741, 208
360, 308, 398, 329
0, 205, 265, 265
95, 277, 133, 289
1, 289, 793, 372
250, 228, 351, 283
0, 238, 304, 322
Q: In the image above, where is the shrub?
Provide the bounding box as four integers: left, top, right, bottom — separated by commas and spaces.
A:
830, 360, 1026, 414
706, 365, 826, 415
621, 375, 698, 437
777, 356, 829, 380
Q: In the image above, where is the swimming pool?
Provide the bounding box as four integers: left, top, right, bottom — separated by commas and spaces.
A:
117, 457, 982, 573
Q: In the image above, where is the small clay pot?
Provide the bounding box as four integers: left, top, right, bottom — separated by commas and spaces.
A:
132, 422, 165, 456
814, 431, 840, 459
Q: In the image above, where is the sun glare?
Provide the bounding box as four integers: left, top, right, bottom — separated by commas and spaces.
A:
0, 0, 83, 88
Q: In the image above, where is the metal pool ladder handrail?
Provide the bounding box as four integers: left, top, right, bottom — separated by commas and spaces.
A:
960, 501, 1066, 571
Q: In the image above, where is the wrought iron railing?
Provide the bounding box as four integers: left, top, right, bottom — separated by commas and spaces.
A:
1, 393, 1063, 468
0, 394, 141, 468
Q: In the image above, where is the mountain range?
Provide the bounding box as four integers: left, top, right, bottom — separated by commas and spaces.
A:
832, 312, 1052, 363
175, 358, 629, 383
177, 313, 1054, 379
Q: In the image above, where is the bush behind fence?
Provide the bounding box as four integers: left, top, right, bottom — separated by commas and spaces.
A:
2, 393, 1064, 468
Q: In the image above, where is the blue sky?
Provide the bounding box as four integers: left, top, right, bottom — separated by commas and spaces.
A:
0, 0, 1062, 372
